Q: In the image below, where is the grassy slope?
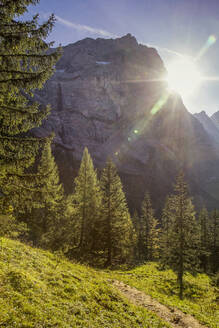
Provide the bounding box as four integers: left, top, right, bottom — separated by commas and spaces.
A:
109, 263, 219, 328
0, 238, 170, 328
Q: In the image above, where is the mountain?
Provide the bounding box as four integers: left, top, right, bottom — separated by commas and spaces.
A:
32, 34, 219, 212
194, 110, 219, 143
211, 110, 219, 129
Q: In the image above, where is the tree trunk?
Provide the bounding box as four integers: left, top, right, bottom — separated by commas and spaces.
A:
105, 170, 112, 267
179, 193, 184, 300
178, 271, 183, 300
79, 164, 87, 250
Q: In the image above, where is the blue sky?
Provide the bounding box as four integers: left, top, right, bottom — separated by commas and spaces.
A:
26, 0, 219, 115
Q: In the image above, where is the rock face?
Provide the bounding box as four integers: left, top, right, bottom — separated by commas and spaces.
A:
33, 34, 219, 212
34, 33, 166, 160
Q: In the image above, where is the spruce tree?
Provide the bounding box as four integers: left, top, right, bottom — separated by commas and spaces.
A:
2, 138, 64, 246
160, 195, 175, 266
70, 148, 102, 256
198, 207, 211, 273
100, 159, 134, 266
0, 0, 60, 212
209, 210, 219, 273
42, 195, 73, 252
29, 140, 64, 245
160, 171, 200, 299
140, 192, 159, 261
0, 200, 27, 239
132, 210, 141, 261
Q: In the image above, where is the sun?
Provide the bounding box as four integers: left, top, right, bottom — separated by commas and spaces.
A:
166, 58, 202, 97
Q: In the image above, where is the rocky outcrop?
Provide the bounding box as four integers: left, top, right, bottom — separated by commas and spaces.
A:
33, 34, 219, 211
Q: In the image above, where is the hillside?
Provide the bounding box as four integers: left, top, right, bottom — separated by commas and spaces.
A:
0, 238, 170, 328
0, 239, 218, 327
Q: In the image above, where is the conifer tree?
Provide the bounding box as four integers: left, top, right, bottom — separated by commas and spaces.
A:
2, 138, 64, 245
132, 210, 141, 261
0, 200, 27, 239
160, 171, 200, 299
198, 207, 211, 273
160, 195, 175, 265
70, 148, 102, 256
29, 140, 64, 245
140, 192, 159, 261
0, 0, 60, 211
41, 194, 73, 252
100, 159, 134, 266
209, 210, 219, 273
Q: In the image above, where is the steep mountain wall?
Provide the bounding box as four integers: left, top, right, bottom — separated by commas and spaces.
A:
33, 34, 219, 211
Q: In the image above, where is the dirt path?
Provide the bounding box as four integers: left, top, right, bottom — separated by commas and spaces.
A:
113, 280, 207, 328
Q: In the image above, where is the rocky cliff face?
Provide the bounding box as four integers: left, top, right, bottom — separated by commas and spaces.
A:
33, 34, 219, 211
34, 34, 166, 160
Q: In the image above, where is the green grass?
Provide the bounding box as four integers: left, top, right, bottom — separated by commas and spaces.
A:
0, 238, 170, 328
108, 262, 219, 328
1, 239, 218, 327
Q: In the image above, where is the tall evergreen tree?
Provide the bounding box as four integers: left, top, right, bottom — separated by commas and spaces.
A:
198, 207, 211, 273
1, 138, 64, 245
160, 195, 175, 265
209, 210, 219, 273
70, 148, 102, 256
140, 192, 159, 261
131, 210, 141, 261
159, 171, 200, 299
29, 140, 64, 245
100, 159, 134, 266
0, 0, 60, 211
42, 194, 73, 252
0, 200, 27, 240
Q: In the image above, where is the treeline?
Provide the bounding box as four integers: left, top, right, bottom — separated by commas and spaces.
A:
2, 144, 219, 281
1, 142, 218, 272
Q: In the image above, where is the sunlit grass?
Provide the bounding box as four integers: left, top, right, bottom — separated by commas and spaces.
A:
108, 262, 219, 328
0, 238, 170, 327
1, 239, 218, 327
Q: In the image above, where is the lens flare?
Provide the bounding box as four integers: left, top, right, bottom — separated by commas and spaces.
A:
207, 35, 217, 46
195, 35, 217, 61
166, 58, 202, 97
150, 93, 169, 115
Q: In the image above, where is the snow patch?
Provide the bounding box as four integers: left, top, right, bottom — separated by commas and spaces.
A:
96, 61, 111, 65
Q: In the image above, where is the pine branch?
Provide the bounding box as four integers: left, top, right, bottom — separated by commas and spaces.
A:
0, 135, 50, 142
0, 53, 57, 58
0, 74, 45, 83
0, 70, 47, 75
0, 104, 38, 114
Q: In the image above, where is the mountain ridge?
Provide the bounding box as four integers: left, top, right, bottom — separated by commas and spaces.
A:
32, 34, 219, 211
211, 110, 219, 129
194, 110, 219, 144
